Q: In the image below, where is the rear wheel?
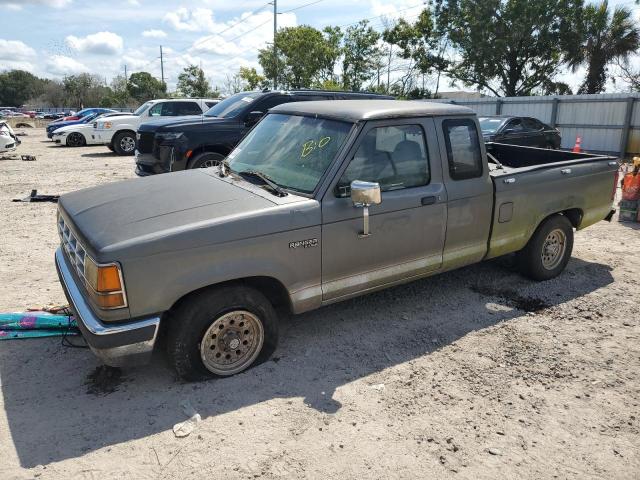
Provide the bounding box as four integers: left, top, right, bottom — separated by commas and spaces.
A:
66, 132, 86, 147
516, 214, 573, 281
167, 285, 278, 381
113, 131, 136, 155
188, 151, 225, 169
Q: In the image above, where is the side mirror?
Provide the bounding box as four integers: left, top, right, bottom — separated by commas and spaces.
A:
245, 111, 264, 126
350, 180, 381, 237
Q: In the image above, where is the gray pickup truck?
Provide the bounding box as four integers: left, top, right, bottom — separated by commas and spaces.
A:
55, 100, 618, 380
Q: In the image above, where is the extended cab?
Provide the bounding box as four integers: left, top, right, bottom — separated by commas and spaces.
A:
55, 100, 618, 380
134, 90, 393, 176
94, 98, 219, 155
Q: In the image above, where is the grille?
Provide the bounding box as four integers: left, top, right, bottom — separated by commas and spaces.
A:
137, 131, 154, 154
57, 212, 86, 280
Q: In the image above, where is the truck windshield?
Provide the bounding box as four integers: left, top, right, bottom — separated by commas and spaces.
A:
133, 101, 153, 116
227, 113, 353, 194
204, 92, 261, 118
479, 117, 505, 134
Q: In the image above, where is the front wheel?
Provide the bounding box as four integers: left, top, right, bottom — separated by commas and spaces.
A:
112, 131, 136, 155
516, 214, 574, 281
167, 285, 278, 381
188, 151, 225, 169
66, 132, 86, 147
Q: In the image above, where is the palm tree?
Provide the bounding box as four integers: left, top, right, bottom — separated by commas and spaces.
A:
569, 1, 640, 94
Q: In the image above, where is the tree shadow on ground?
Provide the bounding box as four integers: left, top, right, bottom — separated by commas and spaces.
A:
0, 256, 614, 467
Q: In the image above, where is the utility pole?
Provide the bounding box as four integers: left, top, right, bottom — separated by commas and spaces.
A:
124, 64, 128, 84
160, 45, 165, 86
273, 0, 277, 90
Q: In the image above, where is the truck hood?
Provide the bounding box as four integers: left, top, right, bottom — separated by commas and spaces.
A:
58, 169, 291, 258
138, 115, 230, 133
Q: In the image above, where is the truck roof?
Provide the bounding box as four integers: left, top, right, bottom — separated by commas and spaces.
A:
270, 100, 473, 122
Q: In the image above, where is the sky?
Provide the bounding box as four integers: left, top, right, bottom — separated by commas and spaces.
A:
0, 0, 639, 95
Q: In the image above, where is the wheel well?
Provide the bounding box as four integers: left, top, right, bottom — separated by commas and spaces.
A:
167, 276, 292, 320
560, 208, 583, 229
189, 144, 230, 161
115, 129, 135, 138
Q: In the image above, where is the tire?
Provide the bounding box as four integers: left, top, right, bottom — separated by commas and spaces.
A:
167, 285, 278, 381
66, 132, 86, 147
188, 151, 225, 169
112, 131, 136, 156
516, 214, 574, 281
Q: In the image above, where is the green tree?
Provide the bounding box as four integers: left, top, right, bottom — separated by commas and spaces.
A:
435, 0, 584, 96
319, 26, 343, 83
383, 9, 449, 94
0, 70, 47, 106
177, 65, 210, 97
238, 67, 266, 90
63, 73, 109, 108
568, 1, 640, 94
127, 71, 167, 102
259, 26, 332, 89
342, 20, 381, 91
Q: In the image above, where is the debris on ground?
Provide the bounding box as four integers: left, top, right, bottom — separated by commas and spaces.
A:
0, 311, 77, 339
173, 399, 202, 438
12, 189, 58, 203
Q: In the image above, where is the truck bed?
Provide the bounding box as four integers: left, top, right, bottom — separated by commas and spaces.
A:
484, 142, 618, 259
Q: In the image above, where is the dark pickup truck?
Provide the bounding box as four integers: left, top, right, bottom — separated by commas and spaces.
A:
134, 90, 393, 176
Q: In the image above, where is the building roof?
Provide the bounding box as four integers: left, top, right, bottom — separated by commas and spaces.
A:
270, 100, 473, 122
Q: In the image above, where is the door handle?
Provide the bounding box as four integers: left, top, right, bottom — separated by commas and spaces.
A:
421, 196, 437, 206
561, 168, 572, 175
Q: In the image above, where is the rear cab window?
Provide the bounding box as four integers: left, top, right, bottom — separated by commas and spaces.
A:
442, 118, 483, 180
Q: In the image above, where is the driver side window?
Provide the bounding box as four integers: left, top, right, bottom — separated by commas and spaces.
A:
336, 124, 429, 197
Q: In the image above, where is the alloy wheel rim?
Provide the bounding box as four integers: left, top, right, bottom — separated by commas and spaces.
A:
69, 133, 82, 146
120, 136, 135, 152
200, 158, 220, 168
541, 228, 566, 270
199, 310, 264, 375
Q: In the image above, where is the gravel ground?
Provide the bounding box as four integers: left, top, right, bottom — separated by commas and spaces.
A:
0, 130, 638, 479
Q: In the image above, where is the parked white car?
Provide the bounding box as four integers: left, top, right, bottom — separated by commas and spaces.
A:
94, 98, 219, 155
0, 121, 20, 154
51, 112, 131, 147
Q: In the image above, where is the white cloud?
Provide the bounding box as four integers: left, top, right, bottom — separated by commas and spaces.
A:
45, 55, 89, 76
0, 39, 37, 60
66, 31, 123, 55
1, 0, 73, 9
190, 11, 296, 56
163, 7, 217, 32
142, 29, 167, 39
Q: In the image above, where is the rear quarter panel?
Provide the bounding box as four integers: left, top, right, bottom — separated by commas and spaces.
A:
487, 159, 617, 259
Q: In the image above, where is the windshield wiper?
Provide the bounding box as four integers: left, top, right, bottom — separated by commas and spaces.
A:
238, 170, 288, 197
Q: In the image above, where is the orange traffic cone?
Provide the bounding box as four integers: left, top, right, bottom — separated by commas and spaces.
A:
572, 136, 582, 153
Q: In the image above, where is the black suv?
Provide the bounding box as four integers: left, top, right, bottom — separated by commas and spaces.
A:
135, 90, 393, 176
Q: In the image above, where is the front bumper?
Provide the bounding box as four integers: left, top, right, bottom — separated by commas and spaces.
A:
55, 248, 161, 366
134, 150, 159, 176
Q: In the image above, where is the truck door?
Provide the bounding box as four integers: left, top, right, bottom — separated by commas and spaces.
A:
436, 117, 493, 269
321, 118, 447, 301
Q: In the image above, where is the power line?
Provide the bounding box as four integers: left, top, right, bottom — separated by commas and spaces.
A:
278, 0, 325, 14
338, 2, 426, 28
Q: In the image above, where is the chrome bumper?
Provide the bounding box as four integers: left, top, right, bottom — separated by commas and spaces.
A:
55, 248, 160, 366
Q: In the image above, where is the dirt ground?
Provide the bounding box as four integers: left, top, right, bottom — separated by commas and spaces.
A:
0, 130, 638, 479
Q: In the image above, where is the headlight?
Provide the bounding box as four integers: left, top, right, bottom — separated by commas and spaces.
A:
84, 256, 127, 309
159, 132, 183, 141
99, 121, 112, 129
